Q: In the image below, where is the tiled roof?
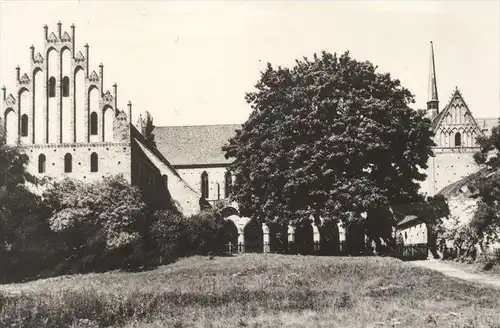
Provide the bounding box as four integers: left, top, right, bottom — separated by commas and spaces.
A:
436, 167, 490, 198
152, 124, 241, 166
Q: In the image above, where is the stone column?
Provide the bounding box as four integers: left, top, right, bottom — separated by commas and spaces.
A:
288, 225, 295, 254
312, 222, 320, 254
263, 223, 270, 253
237, 228, 245, 253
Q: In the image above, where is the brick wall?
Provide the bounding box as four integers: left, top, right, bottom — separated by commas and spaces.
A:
23, 142, 131, 183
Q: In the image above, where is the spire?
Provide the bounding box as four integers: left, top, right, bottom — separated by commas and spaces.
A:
427, 41, 439, 117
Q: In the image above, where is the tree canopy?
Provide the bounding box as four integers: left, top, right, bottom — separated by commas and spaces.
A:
470, 120, 500, 249
223, 51, 434, 227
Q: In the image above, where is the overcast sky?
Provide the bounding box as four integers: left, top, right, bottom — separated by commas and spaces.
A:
0, 1, 498, 126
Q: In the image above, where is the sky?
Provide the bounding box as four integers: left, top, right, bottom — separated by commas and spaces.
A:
0, 1, 499, 127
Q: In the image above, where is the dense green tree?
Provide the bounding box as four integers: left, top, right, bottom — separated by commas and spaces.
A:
224, 51, 434, 232
469, 120, 500, 259
0, 126, 55, 282
43, 175, 148, 250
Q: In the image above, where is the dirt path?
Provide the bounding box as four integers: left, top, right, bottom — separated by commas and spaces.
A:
411, 259, 500, 289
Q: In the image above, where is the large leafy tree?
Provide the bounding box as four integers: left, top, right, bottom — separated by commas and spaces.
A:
469, 120, 500, 257
43, 175, 148, 251
224, 51, 434, 230
0, 126, 55, 281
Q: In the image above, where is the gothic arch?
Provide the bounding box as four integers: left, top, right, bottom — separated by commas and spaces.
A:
74, 66, 85, 142
103, 105, 114, 142
294, 220, 314, 255
89, 84, 99, 138
33, 68, 44, 143
4, 108, 17, 145
222, 219, 238, 253
18, 88, 30, 140
244, 219, 263, 253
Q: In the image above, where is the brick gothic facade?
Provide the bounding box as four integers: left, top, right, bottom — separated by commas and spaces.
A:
0, 23, 203, 215
1, 25, 497, 253
420, 42, 498, 196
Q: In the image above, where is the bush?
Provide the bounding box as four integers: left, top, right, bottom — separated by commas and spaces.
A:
149, 209, 227, 265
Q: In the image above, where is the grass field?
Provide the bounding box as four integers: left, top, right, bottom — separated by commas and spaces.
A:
1, 254, 500, 327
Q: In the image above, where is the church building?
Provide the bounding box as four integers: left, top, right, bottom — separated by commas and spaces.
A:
1, 24, 496, 255
421, 42, 497, 196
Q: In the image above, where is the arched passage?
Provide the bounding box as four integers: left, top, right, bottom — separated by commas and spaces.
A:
294, 220, 314, 255
319, 221, 340, 255
345, 222, 365, 256
244, 219, 263, 253
269, 223, 288, 254
222, 219, 238, 254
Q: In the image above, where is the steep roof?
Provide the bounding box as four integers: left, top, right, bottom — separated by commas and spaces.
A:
152, 124, 241, 166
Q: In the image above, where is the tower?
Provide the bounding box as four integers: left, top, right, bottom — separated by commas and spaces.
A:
427, 41, 439, 119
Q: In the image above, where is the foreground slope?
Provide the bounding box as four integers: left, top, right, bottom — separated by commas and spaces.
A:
1, 254, 500, 327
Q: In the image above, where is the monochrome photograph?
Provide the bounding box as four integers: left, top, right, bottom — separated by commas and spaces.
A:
0, 1, 499, 327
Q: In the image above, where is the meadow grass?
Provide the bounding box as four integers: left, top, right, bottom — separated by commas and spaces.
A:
1, 254, 500, 327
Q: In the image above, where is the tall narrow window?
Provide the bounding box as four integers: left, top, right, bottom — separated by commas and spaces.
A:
62, 76, 70, 97
201, 171, 209, 199
455, 132, 461, 147
21, 114, 28, 137
90, 112, 98, 135
90, 152, 98, 172
225, 171, 232, 198
38, 154, 46, 173
48, 77, 56, 98
163, 174, 168, 188
64, 153, 72, 173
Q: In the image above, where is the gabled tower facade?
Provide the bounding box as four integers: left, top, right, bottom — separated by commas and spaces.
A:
0, 23, 132, 182
421, 42, 485, 196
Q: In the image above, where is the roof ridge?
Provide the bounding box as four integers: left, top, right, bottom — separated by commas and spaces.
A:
154, 124, 241, 128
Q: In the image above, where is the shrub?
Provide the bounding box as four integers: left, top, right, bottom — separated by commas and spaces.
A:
149, 209, 227, 264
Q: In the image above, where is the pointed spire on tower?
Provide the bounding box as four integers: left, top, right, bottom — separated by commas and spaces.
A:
427, 41, 439, 118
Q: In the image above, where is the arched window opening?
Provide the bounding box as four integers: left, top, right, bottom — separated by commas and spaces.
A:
48, 77, 56, 98
38, 154, 46, 173
90, 152, 98, 172
21, 114, 28, 137
62, 76, 70, 97
455, 132, 462, 147
224, 171, 232, 198
90, 112, 98, 135
64, 153, 72, 173
201, 171, 209, 199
